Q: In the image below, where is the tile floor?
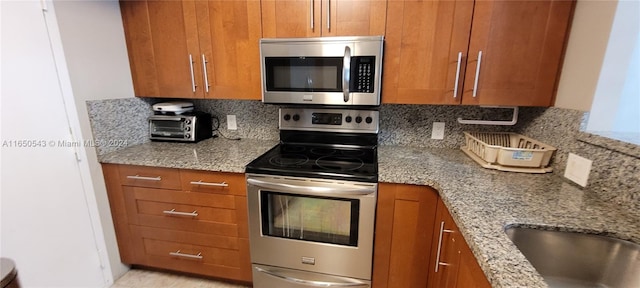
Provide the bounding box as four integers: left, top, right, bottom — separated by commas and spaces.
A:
110, 269, 250, 288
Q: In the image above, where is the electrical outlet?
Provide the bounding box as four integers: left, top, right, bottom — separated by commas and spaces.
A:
564, 153, 593, 187
431, 122, 445, 140
227, 115, 237, 130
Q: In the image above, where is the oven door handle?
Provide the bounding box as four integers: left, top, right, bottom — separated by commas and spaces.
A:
254, 266, 369, 287
246, 178, 375, 196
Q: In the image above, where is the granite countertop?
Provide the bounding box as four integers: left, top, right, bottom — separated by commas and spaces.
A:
99, 137, 279, 173
98, 138, 640, 288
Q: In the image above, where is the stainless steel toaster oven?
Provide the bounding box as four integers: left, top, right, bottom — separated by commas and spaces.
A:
149, 112, 212, 142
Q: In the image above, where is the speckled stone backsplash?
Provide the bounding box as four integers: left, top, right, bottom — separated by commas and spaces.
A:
192, 99, 279, 141
87, 98, 638, 211
86, 97, 153, 155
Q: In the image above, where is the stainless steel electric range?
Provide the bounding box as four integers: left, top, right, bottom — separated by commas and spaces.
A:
245, 107, 379, 288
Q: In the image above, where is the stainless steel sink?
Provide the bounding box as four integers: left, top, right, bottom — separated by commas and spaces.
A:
505, 226, 640, 288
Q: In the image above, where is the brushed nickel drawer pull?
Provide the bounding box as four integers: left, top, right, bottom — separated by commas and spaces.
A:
163, 209, 198, 217
126, 175, 162, 181
169, 250, 203, 259
190, 180, 228, 187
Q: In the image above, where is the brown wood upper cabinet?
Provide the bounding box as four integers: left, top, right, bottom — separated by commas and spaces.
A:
120, 0, 261, 100
383, 0, 575, 106
261, 0, 387, 38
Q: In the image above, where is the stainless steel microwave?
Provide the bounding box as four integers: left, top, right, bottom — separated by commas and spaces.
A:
260, 36, 384, 106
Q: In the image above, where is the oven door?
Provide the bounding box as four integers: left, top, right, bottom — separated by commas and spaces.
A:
246, 174, 377, 281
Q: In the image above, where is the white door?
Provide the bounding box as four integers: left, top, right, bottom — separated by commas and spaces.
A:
1, 1, 106, 286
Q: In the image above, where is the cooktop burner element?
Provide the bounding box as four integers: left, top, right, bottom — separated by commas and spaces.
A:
315, 156, 364, 171
245, 108, 379, 183
268, 154, 309, 167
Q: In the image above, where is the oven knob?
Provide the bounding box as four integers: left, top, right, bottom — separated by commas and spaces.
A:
185, 119, 191, 124
345, 116, 352, 123
284, 114, 291, 121
293, 114, 300, 121
365, 116, 373, 124
355, 116, 363, 123
185, 126, 191, 131
185, 133, 191, 138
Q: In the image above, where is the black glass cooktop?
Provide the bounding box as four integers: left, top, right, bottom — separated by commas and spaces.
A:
245, 143, 378, 183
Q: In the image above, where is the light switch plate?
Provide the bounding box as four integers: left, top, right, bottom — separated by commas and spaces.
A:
564, 153, 592, 187
227, 115, 237, 130
431, 122, 445, 140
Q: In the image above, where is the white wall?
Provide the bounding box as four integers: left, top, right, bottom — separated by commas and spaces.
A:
587, 0, 640, 132
1, 1, 107, 286
554, 0, 618, 111
52, 0, 134, 281
1, 0, 135, 286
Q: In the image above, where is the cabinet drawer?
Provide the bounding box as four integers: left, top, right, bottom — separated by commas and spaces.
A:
130, 226, 248, 281
119, 165, 181, 190
124, 187, 238, 236
181, 170, 246, 196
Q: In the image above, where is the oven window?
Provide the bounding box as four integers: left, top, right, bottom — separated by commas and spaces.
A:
151, 120, 184, 133
265, 57, 343, 92
260, 191, 359, 246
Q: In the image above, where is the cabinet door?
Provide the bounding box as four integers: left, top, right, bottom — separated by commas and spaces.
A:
197, 0, 262, 100
427, 199, 461, 288
261, 0, 321, 37
456, 239, 492, 288
383, 0, 473, 104
322, 0, 387, 37
372, 183, 438, 288
461, 0, 575, 106
120, 0, 204, 98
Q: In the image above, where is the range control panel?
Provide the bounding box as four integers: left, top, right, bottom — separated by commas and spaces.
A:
279, 108, 379, 133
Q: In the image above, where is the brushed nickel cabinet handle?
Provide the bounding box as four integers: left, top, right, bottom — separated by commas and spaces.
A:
126, 175, 161, 181
201, 54, 210, 93
310, 0, 314, 30
435, 221, 454, 272
169, 250, 202, 259
326, 0, 330, 30
189, 54, 196, 92
453, 52, 462, 98
472, 51, 483, 97
190, 180, 228, 187
162, 209, 198, 217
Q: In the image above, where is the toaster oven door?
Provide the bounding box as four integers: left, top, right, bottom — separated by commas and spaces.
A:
149, 117, 189, 140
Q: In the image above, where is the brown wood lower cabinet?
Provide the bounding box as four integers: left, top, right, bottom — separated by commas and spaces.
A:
102, 164, 251, 283
373, 183, 491, 288
373, 183, 439, 288
427, 198, 491, 288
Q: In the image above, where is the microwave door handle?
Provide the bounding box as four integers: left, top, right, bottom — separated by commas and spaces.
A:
343, 46, 351, 103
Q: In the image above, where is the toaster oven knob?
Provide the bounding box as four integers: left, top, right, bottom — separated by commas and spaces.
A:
185, 133, 191, 139
283, 114, 291, 121
355, 116, 363, 123
292, 114, 300, 121
185, 119, 191, 124
185, 126, 191, 131
345, 116, 352, 123
365, 116, 373, 124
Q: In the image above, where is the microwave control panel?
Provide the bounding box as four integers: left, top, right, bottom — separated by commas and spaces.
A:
351, 56, 375, 93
